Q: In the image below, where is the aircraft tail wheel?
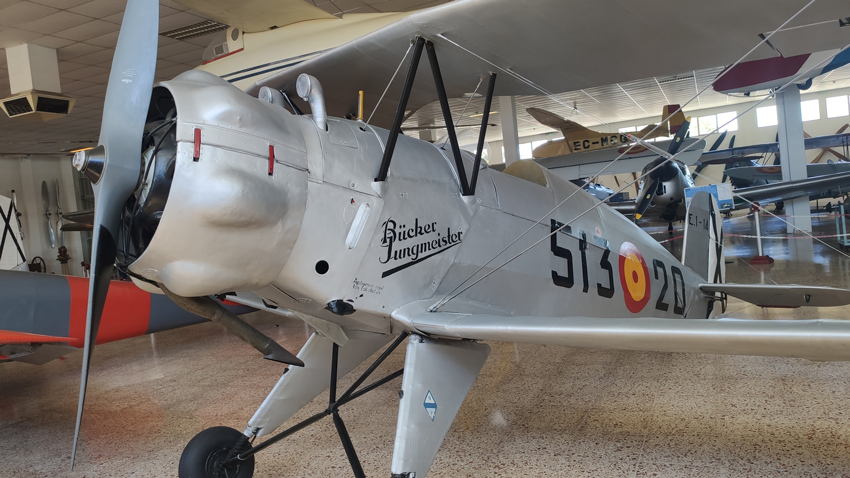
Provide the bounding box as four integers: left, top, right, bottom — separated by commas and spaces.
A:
179, 426, 255, 478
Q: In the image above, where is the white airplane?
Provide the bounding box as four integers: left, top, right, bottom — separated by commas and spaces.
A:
62, 0, 850, 477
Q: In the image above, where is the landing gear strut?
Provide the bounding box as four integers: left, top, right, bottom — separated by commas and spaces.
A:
179, 332, 409, 478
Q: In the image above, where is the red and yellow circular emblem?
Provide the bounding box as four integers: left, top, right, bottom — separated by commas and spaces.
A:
619, 242, 650, 313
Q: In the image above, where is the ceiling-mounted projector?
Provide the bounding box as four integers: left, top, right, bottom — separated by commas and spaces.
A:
0, 90, 76, 121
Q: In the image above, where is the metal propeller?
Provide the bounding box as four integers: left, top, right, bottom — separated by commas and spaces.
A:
55, 179, 64, 247
41, 181, 56, 248
69, 0, 158, 468
634, 118, 690, 220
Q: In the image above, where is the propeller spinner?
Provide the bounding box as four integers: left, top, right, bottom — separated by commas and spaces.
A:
69, 0, 158, 467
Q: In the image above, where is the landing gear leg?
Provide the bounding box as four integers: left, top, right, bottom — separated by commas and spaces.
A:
179, 332, 409, 477
668, 222, 674, 234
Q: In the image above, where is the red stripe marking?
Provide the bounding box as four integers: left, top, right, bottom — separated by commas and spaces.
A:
268, 145, 275, 176
0, 330, 71, 344
220, 299, 241, 307
66, 276, 151, 348
193, 128, 201, 161
201, 48, 244, 65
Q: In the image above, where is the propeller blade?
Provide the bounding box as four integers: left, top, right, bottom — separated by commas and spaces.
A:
55, 180, 64, 247
70, 0, 158, 468
42, 181, 56, 248
729, 135, 736, 149
635, 177, 660, 220
666, 118, 690, 156
709, 130, 727, 152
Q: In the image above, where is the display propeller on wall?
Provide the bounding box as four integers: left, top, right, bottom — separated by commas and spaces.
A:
41, 181, 55, 249
69, 0, 158, 468
55, 179, 64, 247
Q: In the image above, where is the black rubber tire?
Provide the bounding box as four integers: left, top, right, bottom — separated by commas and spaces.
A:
178, 426, 255, 478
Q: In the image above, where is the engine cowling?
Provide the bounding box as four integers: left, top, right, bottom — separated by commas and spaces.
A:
124, 71, 309, 297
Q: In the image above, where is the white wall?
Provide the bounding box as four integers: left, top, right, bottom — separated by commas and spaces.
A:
0, 155, 85, 276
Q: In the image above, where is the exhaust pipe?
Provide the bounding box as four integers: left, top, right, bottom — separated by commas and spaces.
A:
296, 73, 327, 131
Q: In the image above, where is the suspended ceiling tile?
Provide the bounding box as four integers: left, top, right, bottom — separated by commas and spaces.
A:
101, 10, 122, 24
29, 0, 88, 8
54, 19, 119, 42
68, 0, 127, 18
69, 47, 114, 65
0, 27, 42, 48
56, 41, 103, 60
61, 64, 107, 80
0, 2, 58, 27
29, 35, 77, 49
19, 11, 92, 35
84, 30, 119, 48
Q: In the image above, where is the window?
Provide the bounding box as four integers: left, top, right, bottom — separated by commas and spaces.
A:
531, 140, 548, 149
827, 95, 849, 118
800, 99, 820, 122
618, 126, 636, 133
689, 120, 700, 137
519, 142, 533, 160
757, 105, 778, 127
697, 115, 717, 135
716, 111, 739, 132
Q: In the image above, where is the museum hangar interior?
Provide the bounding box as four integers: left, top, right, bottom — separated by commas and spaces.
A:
3, 0, 850, 476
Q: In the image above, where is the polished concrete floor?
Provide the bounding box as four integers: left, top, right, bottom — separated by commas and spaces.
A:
4, 212, 850, 477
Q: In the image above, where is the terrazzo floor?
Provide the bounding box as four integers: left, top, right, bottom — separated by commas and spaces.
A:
4, 211, 850, 477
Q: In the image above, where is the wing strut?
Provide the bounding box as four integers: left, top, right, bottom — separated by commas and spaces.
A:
374, 37, 496, 197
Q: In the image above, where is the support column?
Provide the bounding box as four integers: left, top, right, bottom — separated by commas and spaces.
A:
418, 129, 436, 143
499, 96, 519, 166
776, 87, 811, 233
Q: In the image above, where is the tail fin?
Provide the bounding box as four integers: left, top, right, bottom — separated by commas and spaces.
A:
662, 104, 686, 136
526, 107, 596, 141
682, 191, 724, 285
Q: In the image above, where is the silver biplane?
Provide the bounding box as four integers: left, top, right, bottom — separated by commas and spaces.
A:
66, 0, 850, 476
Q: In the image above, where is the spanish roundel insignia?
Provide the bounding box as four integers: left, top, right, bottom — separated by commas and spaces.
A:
619, 242, 650, 313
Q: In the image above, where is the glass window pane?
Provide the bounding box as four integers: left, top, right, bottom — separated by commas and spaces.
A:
716, 111, 739, 132
698, 115, 717, 135
689, 120, 700, 137
618, 126, 636, 133
519, 143, 533, 160
800, 99, 820, 122
826, 96, 849, 118
531, 140, 548, 149
757, 106, 778, 127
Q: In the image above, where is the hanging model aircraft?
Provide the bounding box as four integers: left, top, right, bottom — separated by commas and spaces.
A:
527, 104, 686, 157
61, 1, 850, 477
714, 47, 850, 95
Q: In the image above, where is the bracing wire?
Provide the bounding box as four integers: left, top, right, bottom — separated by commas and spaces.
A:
432, 39, 850, 311
431, 0, 819, 310
366, 42, 414, 125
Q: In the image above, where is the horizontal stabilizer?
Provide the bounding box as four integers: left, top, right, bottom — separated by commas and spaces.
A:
404, 312, 850, 361
699, 283, 850, 308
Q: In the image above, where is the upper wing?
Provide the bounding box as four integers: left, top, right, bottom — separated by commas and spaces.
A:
536, 138, 705, 180
247, 0, 849, 128
174, 0, 335, 32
